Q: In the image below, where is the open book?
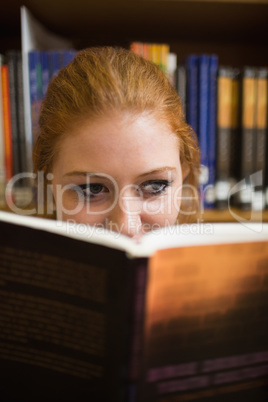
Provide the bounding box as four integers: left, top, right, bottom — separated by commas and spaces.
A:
0, 210, 268, 401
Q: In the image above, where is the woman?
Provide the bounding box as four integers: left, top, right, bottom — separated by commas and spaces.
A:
33, 47, 200, 238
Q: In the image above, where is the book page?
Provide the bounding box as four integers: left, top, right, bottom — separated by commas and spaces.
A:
138, 221, 268, 257
0, 210, 137, 254
140, 242, 268, 401
1, 210, 268, 258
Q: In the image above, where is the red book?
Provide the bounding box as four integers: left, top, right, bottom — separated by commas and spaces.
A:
1, 65, 13, 181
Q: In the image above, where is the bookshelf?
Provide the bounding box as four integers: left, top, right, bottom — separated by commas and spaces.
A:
203, 207, 268, 222
0, 0, 268, 222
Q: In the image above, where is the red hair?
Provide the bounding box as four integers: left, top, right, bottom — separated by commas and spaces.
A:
33, 46, 200, 222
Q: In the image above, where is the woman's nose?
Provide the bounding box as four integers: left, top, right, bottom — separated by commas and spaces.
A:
105, 190, 142, 237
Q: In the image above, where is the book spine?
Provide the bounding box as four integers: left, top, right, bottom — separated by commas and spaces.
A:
176, 64, 187, 118
41, 51, 49, 98
1, 65, 13, 181
150, 44, 158, 66
205, 54, 218, 209
0, 54, 6, 207
142, 43, 149, 60
254, 67, 268, 210
16, 53, 27, 175
239, 67, 257, 210
215, 66, 233, 209
130, 42, 143, 57
28, 50, 43, 146
62, 49, 77, 68
48, 50, 61, 80
7, 51, 20, 177
198, 55, 210, 208
185, 54, 198, 137
167, 53, 177, 87
161, 44, 169, 77
229, 68, 241, 189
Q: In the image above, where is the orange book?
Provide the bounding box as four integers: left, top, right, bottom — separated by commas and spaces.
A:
143, 43, 149, 60
1, 65, 13, 181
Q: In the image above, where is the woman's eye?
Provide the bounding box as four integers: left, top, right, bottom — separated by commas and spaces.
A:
74, 183, 108, 198
140, 180, 171, 197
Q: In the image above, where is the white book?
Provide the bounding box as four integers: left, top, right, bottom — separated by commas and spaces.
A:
20, 6, 72, 172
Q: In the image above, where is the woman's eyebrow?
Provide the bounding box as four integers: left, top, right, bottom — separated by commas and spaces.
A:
138, 167, 177, 178
63, 171, 103, 178
63, 167, 177, 179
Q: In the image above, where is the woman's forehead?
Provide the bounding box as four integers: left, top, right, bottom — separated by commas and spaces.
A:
52, 113, 181, 180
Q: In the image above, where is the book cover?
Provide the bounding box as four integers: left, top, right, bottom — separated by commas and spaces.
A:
0, 54, 6, 208
0, 211, 268, 401
239, 67, 257, 211
62, 49, 77, 68
7, 51, 20, 177
198, 54, 210, 172
176, 64, 187, 117
41, 50, 49, 98
229, 68, 241, 204
1, 64, 13, 182
167, 53, 177, 87
253, 68, 268, 211
160, 44, 169, 76
16, 52, 27, 176
205, 55, 218, 209
215, 66, 234, 209
28, 50, 43, 146
185, 54, 199, 136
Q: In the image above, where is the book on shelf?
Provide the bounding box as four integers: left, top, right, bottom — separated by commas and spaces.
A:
0, 54, 6, 208
185, 54, 199, 136
238, 67, 268, 212
1, 64, 13, 183
16, 51, 27, 177
130, 42, 171, 78
28, 50, 43, 146
198, 54, 218, 210
7, 51, 20, 178
239, 67, 257, 211
229, 68, 241, 206
184, 54, 218, 210
20, 6, 73, 172
176, 64, 186, 117
254, 68, 268, 211
215, 66, 239, 210
206, 55, 218, 209
1, 210, 268, 401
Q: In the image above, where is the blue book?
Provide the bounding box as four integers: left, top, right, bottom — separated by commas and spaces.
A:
197, 55, 210, 209
185, 55, 198, 135
62, 49, 77, 67
48, 50, 61, 80
41, 51, 49, 99
198, 55, 210, 171
206, 55, 219, 209
28, 50, 43, 145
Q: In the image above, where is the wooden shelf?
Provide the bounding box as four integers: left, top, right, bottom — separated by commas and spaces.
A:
203, 208, 268, 222
1, 0, 268, 67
